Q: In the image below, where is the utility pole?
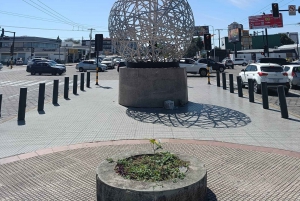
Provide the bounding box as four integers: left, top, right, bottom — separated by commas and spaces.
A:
215, 29, 224, 49
88, 28, 95, 59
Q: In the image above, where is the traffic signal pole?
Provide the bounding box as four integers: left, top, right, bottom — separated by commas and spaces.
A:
265, 28, 269, 57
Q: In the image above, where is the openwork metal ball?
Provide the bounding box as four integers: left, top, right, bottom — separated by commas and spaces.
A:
108, 0, 195, 62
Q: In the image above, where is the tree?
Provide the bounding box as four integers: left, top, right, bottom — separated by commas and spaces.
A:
184, 37, 204, 58
280, 34, 295, 45
64, 38, 80, 44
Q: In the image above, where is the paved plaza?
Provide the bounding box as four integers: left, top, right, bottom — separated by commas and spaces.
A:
0, 77, 300, 200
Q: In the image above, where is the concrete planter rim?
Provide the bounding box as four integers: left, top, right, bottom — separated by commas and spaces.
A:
96, 150, 206, 192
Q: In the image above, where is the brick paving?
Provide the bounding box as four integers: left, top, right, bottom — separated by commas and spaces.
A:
0, 141, 299, 200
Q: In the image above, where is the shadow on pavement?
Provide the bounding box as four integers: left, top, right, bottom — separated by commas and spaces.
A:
207, 188, 218, 201
126, 102, 251, 129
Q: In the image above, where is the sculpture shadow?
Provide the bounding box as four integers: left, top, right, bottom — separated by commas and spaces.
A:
126, 102, 251, 129
207, 188, 218, 201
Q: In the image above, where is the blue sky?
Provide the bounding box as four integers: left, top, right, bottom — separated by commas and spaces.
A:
0, 0, 299, 43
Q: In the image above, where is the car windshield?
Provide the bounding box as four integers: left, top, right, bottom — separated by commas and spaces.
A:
103, 58, 111, 61
48, 62, 56, 67
260, 67, 283, 72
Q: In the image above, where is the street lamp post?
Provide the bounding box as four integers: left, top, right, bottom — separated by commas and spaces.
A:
206, 25, 215, 60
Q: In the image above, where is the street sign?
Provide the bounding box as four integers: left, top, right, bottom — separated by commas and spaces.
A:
248, 13, 283, 29
288, 5, 296, 15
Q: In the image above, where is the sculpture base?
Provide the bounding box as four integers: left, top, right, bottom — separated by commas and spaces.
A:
119, 68, 188, 108
127, 62, 179, 68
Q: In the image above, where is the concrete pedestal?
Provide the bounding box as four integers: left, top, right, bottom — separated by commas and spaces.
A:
119, 68, 188, 107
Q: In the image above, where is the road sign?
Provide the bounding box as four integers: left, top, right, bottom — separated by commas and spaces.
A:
289, 5, 296, 15
248, 13, 283, 29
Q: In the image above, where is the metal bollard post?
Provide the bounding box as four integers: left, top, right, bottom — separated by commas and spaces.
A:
222, 73, 226, 90
73, 75, 78, 95
216, 71, 220, 87
277, 86, 289, 119
248, 79, 254, 103
0, 94, 2, 117
261, 82, 269, 109
37, 83, 45, 111
80, 73, 84, 91
237, 76, 243, 97
64, 77, 69, 99
207, 66, 211, 85
87, 72, 90, 88
18, 88, 27, 121
52, 80, 59, 104
229, 74, 234, 93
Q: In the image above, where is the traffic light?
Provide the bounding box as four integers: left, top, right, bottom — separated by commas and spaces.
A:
1, 28, 4, 37
272, 3, 279, 18
95, 34, 103, 51
10, 45, 13, 55
204, 34, 211, 51
298, 6, 300, 13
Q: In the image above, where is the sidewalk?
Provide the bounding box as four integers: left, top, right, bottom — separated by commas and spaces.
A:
0, 78, 299, 200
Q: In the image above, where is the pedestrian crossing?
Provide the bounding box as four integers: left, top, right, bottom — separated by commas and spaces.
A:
0, 80, 80, 88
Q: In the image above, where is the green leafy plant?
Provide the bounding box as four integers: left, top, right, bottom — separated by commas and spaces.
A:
113, 139, 189, 183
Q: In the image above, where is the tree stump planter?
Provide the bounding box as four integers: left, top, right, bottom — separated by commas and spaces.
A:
96, 150, 207, 201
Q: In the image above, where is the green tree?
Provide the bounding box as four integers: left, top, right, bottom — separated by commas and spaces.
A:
280, 34, 294, 45
184, 37, 203, 58
64, 38, 80, 44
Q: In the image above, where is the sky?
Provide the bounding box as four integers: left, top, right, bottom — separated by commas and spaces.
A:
0, 0, 299, 45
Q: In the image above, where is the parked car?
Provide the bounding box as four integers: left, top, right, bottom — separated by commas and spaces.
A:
27, 58, 47, 66
239, 63, 290, 94
101, 57, 115, 69
0, 62, 3, 70
283, 65, 300, 89
222, 59, 234, 69
16, 59, 24, 65
196, 58, 225, 72
179, 58, 211, 77
117, 61, 127, 72
30, 62, 66, 75
76, 60, 107, 72
256, 57, 292, 66
233, 58, 248, 66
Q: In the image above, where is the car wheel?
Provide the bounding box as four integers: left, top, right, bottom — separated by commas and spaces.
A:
219, 67, 224, 72
59, 72, 63, 75
52, 72, 56, 76
253, 81, 261, 94
31, 71, 36, 75
285, 88, 289, 95
79, 67, 83, 72
231, 65, 234, 69
39, 73, 42, 75
290, 80, 296, 89
199, 69, 207, 77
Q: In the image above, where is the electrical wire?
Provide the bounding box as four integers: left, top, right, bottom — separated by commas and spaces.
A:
0, 25, 109, 32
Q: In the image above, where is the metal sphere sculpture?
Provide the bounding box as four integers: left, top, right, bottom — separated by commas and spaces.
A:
108, 0, 195, 63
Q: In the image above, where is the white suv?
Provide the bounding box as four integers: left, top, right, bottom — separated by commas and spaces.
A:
239, 63, 290, 94
233, 58, 248, 66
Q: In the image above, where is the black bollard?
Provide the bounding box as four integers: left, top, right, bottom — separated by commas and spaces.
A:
18, 88, 27, 121
222, 73, 226, 90
87, 72, 90, 88
37, 83, 45, 111
277, 86, 289, 119
261, 82, 269, 109
229, 74, 234, 93
248, 79, 254, 103
0, 94, 2, 117
64, 77, 69, 99
73, 75, 78, 95
80, 73, 84, 91
216, 71, 220, 87
52, 80, 59, 104
237, 76, 243, 97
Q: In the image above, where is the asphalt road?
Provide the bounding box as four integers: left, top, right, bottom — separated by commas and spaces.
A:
1, 64, 300, 123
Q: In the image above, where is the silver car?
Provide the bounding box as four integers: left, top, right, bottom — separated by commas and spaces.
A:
76, 60, 107, 72
283, 65, 300, 89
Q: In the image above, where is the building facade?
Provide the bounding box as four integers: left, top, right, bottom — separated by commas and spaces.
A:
0, 36, 61, 64
81, 38, 115, 55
